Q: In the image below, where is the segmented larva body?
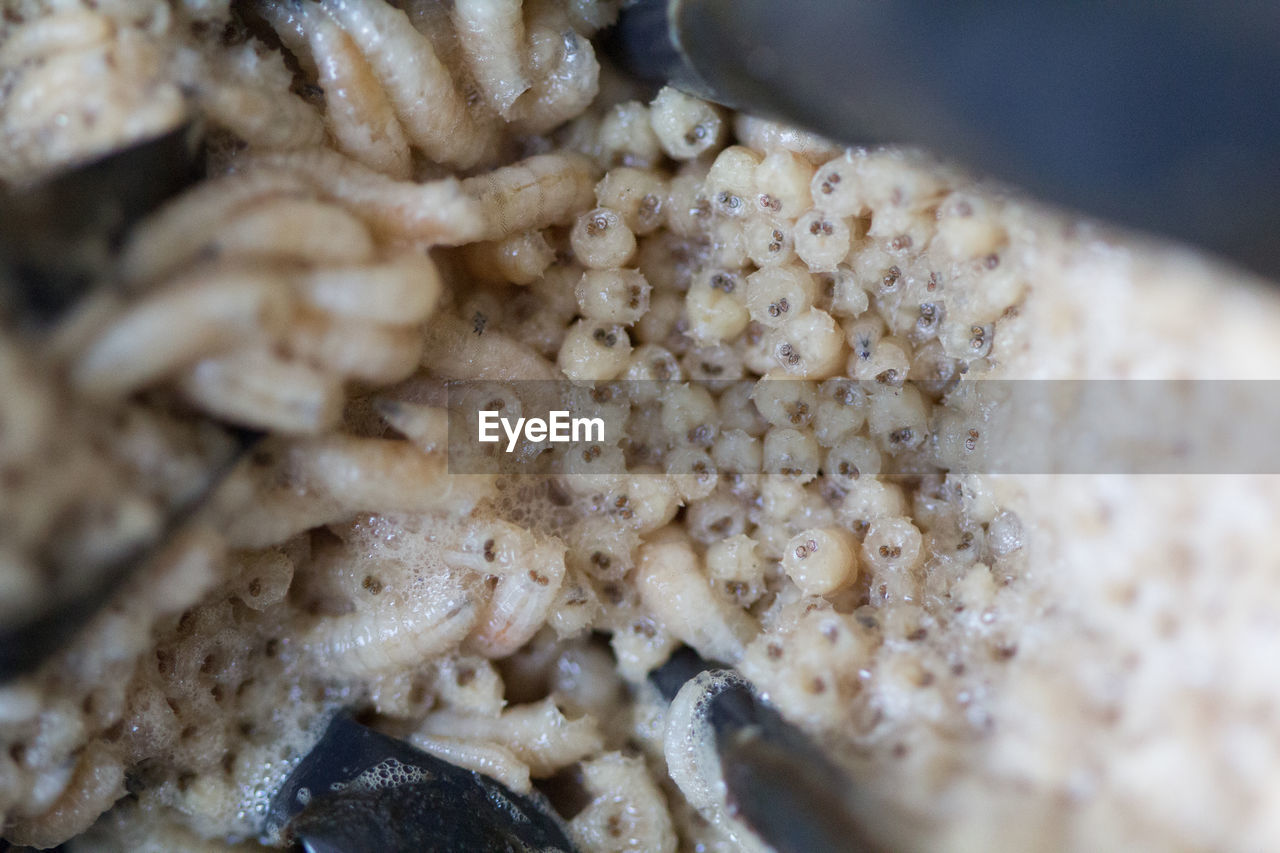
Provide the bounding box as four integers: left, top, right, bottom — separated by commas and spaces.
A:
195, 79, 324, 154
119, 170, 317, 283
557, 317, 632, 381
193, 42, 325, 152
792, 209, 852, 272
292, 437, 489, 516
575, 268, 651, 325
745, 263, 819, 328
452, 0, 530, 117
768, 307, 847, 379
463, 230, 557, 285
650, 85, 724, 160
281, 307, 424, 384
179, 346, 344, 435
705, 145, 761, 218
751, 371, 817, 428
781, 526, 860, 596
467, 536, 567, 658
461, 151, 601, 240
260, 0, 412, 178
294, 252, 443, 327
416, 697, 603, 776
71, 268, 293, 400
762, 426, 822, 481
421, 310, 560, 381
662, 671, 771, 853
305, 593, 479, 677
685, 271, 749, 344
499, 1, 600, 134
199, 196, 377, 267
211, 437, 491, 549
634, 527, 757, 664
569, 753, 678, 853
408, 734, 532, 794
317, 0, 500, 167
80, 169, 451, 428
743, 215, 797, 267
246, 147, 488, 244
374, 400, 449, 455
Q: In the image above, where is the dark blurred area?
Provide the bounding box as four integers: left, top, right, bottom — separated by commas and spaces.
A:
613, 0, 1280, 280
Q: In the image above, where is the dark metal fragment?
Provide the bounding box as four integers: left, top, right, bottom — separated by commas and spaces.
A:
0, 121, 204, 325
267, 714, 579, 853
651, 647, 885, 853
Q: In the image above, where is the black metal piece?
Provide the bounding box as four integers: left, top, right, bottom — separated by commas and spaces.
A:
602, 0, 683, 94
612, 0, 1280, 280
267, 714, 579, 853
709, 680, 883, 853
651, 648, 883, 853
0, 121, 204, 325
649, 644, 721, 701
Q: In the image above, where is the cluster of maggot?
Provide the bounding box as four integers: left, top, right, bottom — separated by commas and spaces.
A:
449, 87, 1034, 744
0, 0, 1032, 848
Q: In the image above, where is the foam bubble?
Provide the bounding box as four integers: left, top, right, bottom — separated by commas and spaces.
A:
349, 757, 432, 792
